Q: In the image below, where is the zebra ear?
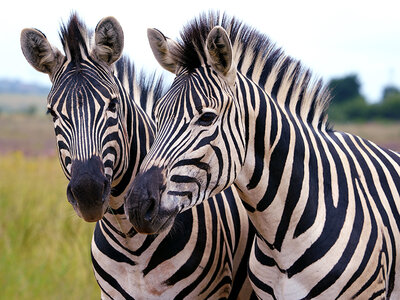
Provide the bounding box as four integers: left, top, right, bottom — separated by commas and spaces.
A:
20, 28, 64, 75
93, 16, 124, 65
206, 26, 236, 87
147, 28, 179, 73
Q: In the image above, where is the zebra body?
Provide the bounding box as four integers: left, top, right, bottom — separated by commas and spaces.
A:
127, 12, 400, 299
93, 185, 253, 299
20, 14, 254, 299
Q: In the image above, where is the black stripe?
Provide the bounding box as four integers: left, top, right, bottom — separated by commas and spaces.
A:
287, 129, 349, 277
164, 204, 207, 285
248, 266, 277, 299
173, 200, 219, 298
143, 209, 193, 276
293, 123, 319, 238
247, 90, 267, 190
256, 107, 290, 211
273, 118, 305, 251
91, 251, 135, 300
93, 222, 136, 266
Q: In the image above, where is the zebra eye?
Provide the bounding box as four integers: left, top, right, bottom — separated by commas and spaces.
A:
196, 112, 217, 126
47, 108, 58, 122
108, 98, 118, 113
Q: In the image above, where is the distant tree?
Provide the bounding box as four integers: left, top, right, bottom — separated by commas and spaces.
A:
382, 85, 400, 100
327, 79, 400, 123
327, 74, 368, 122
328, 96, 370, 122
378, 89, 400, 120
328, 74, 361, 104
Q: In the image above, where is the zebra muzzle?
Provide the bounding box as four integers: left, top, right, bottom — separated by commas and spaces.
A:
67, 156, 110, 222
124, 166, 174, 234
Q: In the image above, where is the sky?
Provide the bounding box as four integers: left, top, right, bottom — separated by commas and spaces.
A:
1, 0, 399, 102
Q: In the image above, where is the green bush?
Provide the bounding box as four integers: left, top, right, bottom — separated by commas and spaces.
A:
328, 96, 371, 123
378, 93, 400, 120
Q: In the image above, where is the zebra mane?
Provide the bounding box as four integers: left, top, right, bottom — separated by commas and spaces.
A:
172, 11, 332, 128
114, 56, 165, 118
59, 13, 91, 66
59, 13, 165, 117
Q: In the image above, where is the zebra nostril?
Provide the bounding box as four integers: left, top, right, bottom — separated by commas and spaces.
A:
103, 179, 110, 202
66, 184, 77, 205
144, 197, 157, 223
160, 184, 166, 195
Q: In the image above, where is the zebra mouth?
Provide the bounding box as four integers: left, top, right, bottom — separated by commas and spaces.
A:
126, 204, 179, 234
66, 156, 111, 222
67, 178, 111, 222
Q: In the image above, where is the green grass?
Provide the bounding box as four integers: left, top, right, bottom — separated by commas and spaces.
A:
0, 152, 99, 299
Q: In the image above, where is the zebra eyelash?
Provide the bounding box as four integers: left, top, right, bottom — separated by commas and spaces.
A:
47, 108, 58, 122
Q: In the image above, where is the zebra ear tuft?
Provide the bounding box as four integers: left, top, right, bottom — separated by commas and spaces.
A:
93, 16, 124, 65
147, 28, 178, 74
206, 26, 236, 87
20, 28, 64, 75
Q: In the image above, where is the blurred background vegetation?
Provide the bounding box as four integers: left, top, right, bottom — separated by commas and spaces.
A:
328, 74, 400, 123
0, 74, 399, 299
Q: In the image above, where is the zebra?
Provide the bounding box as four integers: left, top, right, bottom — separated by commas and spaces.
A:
20, 13, 255, 299
125, 11, 400, 299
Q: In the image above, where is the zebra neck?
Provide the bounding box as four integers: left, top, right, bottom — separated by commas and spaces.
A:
109, 93, 155, 203
235, 75, 323, 252
97, 207, 195, 261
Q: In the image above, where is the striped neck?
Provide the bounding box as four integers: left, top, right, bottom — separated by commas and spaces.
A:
234, 72, 326, 252
107, 61, 157, 204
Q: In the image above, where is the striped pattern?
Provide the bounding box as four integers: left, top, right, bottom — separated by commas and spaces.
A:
136, 12, 400, 299
23, 14, 255, 299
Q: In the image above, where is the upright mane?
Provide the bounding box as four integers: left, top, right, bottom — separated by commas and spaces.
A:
114, 56, 165, 118
59, 13, 91, 65
171, 11, 332, 129
59, 13, 165, 117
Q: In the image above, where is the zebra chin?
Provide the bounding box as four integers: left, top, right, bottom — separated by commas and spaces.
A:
66, 156, 111, 222
126, 207, 179, 234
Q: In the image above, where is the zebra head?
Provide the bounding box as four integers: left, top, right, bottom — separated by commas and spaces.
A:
125, 22, 246, 234
20, 14, 127, 222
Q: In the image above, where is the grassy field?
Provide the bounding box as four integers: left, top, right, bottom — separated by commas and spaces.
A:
0, 152, 100, 299
0, 113, 99, 298
0, 152, 98, 299
1, 112, 400, 299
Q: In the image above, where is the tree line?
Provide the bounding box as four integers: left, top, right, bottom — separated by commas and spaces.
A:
327, 74, 400, 122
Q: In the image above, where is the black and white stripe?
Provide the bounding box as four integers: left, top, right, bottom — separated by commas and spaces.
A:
21, 13, 255, 299
131, 11, 400, 299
